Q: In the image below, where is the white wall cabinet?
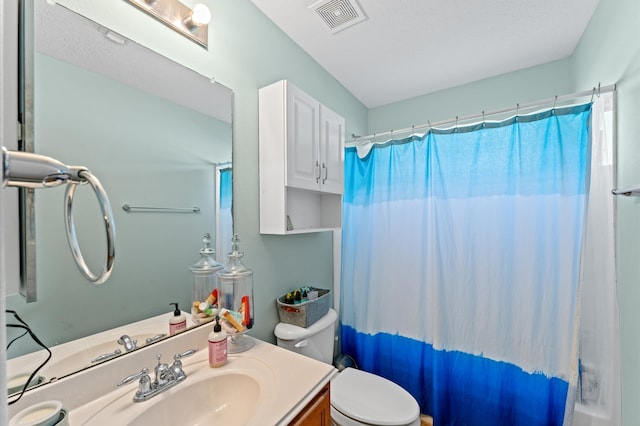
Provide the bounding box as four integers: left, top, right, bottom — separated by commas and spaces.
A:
259, 80, 345, 235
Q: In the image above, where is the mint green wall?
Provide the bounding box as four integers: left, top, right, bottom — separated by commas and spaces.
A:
53, 0, 368, 344
368, 58, 574, 135
368, 0, 640, 423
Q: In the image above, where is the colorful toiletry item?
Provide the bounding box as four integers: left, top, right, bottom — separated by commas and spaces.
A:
284, 286, 318, 304
192, 288, 219, 323
241, 295, 251, 327
220, 308, 245, 332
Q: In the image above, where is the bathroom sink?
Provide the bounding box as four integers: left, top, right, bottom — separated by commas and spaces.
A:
73, 356, 276, 426
130, 372, 260, 424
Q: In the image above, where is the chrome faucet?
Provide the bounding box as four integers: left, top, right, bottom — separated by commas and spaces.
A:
117, 349, 197, 402
117, 335, 138, 352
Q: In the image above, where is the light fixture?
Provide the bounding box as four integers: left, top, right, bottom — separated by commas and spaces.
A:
125, 0, 210, 48
185, 3, 212, 28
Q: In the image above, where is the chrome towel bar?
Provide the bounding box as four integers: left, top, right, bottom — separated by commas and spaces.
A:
122, 204, 200, 213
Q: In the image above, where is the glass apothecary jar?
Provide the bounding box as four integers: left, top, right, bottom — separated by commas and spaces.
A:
217, 234, 254, 353
189, 233, 224, 324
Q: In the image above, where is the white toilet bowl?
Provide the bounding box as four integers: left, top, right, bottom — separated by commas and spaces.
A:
274, 309, 420, 426
331, 367, 420, 426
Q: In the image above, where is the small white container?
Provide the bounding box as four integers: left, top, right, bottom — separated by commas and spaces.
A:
9, 400, 63, 426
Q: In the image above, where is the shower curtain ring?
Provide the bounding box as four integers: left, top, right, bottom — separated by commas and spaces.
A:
591, 87, 596, 103
553, 95, 558, 110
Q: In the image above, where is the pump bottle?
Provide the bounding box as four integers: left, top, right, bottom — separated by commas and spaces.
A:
208, 316, 227, 367
169, 302, 187, 335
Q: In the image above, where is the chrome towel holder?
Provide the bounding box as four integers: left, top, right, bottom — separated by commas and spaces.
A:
2, 147, 116, 285
122, 204, 200, 213
612, 184, 640, 196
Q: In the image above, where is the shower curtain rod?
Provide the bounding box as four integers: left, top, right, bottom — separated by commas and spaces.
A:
349, 83, 616, 145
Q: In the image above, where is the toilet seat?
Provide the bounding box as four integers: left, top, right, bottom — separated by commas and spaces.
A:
330, 368, 420, 426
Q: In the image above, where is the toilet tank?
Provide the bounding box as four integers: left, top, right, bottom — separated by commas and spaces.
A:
274, 308, 337, 364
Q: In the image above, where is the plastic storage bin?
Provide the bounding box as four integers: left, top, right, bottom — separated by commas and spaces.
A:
276, 288, 331, 328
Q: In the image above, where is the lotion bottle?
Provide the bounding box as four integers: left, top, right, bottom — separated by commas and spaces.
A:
208, 316, 227, 367
169, 302, 187, 336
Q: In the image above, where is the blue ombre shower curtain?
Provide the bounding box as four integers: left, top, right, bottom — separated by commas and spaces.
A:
217, 167, 233, 261
341, 104, 592, 426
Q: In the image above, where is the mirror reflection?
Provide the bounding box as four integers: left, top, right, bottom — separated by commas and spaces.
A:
6, 0, 233, 396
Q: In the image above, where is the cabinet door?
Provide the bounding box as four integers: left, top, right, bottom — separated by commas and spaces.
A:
289, 384, 331, 426
319, 105, 345, 194
286, 84, 321, 191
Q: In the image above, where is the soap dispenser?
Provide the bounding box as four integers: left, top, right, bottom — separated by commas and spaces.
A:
189, 233, 224, 324
217, 234, 254, 353
208, 316, 227, 368
169, 302, 187, 335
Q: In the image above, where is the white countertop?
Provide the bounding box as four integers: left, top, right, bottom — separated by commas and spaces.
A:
8, 322, 337, 425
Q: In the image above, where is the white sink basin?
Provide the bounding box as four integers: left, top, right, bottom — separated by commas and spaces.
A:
73, 356, 276, 426
130, 372, 260, 424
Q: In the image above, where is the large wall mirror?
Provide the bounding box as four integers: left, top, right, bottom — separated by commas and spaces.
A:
6, 0, 233, 397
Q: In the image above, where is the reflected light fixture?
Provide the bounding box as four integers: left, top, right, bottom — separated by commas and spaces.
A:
125, 0, 211, 48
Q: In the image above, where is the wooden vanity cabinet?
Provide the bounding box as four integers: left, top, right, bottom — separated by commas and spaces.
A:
259, 80, 345, 234
289, 383, 331, 426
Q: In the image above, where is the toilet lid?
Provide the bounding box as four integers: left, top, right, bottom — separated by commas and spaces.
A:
331, 368, 420, 426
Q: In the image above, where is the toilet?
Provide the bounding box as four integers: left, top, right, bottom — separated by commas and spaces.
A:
275, 308, 421, 426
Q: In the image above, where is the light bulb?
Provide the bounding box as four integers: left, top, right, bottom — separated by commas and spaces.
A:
190, 4, 211, 26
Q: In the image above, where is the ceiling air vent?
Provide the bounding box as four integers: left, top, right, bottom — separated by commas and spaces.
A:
312, 0, 367, 34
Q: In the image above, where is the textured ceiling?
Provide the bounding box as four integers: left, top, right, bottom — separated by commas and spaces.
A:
251, 0, 600, 108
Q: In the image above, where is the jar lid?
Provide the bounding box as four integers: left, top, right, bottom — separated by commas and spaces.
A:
218, 234, 253, 279
189, 233, 223, 272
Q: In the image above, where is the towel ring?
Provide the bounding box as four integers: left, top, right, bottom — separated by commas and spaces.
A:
64, 170, 116, 284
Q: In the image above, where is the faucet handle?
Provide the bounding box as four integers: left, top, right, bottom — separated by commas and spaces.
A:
118, 368, 149, 387
170, 349, 198, 381
174, 349, 197, 362
145, 333, 167, 344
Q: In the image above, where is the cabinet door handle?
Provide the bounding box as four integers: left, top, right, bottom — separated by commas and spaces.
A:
322, 163, 328, 184
316, 161, 321, 183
